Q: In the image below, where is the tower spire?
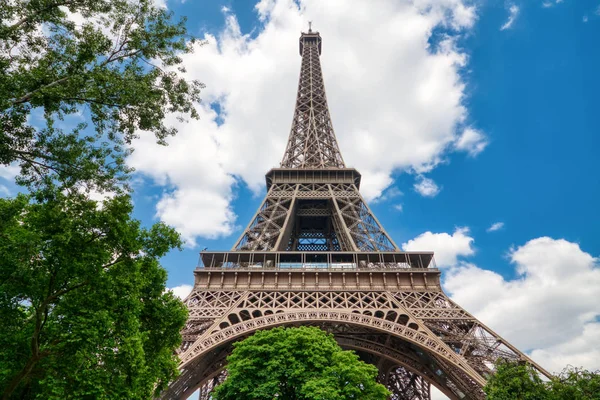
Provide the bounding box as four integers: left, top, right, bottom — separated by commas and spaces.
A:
280, 28, 345, 169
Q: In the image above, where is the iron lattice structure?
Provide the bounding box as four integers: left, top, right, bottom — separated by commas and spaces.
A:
161, 29, 550, 400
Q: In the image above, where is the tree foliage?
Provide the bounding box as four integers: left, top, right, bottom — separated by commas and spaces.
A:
0, 0, 202, 191
0, 189, 187, 399
484, 361, 600, 400
213, 326, 391, 400
0, 1, 200, 398
484, 361, 549, 400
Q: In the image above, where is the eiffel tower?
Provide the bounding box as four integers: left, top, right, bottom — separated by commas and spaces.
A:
162, 27, 551, 400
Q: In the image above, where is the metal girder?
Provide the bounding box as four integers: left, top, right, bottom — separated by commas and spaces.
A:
233, 183, 398, 252
280, 30, 345, 169
162, 28, 551, 400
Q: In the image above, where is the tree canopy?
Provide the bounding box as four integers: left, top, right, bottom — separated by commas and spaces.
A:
0, 0, 202, 192
484, 361, 600, 400
0, 190, 187, 399
213, 326, 391, 400
0, 1, 203, 398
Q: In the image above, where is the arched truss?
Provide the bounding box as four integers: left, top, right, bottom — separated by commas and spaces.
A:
179, 291, 485, 378
164, 306, 488, 399
166, 320, 486, 400
181, 310, 481, 378
166, 287, 551, 400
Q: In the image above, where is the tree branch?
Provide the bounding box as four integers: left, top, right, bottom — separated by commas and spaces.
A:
13, 77, 70, 104
6, 1, 79, 32
12, 44, 148, 105
45, 280, 90, 304
61, 97, 122, 108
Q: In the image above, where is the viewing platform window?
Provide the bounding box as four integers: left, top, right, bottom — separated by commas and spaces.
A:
198, 251, 436, 271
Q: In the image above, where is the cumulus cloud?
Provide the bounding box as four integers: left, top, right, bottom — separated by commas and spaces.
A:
402, 227, 474, 267
413, 176, 441, 197
0, 164, 20, 181
373, 186, 403, 203
129, 0, 485, 244
169, 284, 193, 300
128, 108, 238, 246
443, 237, 600, 372
486, 221, 504, 232
401, 229, 600, 385
500, 4, 520, 30
454, 128, 488, 156
393, 203, 404, 212
530, 323, 600, 373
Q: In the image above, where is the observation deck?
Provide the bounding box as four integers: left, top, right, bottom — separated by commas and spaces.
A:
199, 251, 436, 270
195, 251, 440, 291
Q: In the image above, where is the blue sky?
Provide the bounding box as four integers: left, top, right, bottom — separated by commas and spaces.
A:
1, 0, 599, 385
125, 1, 600, 376
135, 0, 600, 286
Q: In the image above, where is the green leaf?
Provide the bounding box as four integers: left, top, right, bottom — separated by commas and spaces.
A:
213, 326, 391, 400
0, 190, 186, 399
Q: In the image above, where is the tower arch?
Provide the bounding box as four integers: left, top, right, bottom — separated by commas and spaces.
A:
169, 314, 484, 400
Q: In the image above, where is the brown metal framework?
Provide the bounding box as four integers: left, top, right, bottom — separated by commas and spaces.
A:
281, 30, 345, 169
161, 28, 550, 399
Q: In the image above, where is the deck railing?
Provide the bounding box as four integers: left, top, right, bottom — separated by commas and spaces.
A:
197, 251, 437, 271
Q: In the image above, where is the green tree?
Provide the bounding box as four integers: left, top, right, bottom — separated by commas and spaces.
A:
0, 0, 202, 191
1, 1, 198, 398
484, 361, 549, 400
485, 361, 600, 400
0, 189, 187, 399
548, 367, 600, 400
213, 326, 391, 400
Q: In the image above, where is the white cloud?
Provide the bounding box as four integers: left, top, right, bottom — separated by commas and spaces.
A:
169, 284, 193, 300
583, 15, 589, 23
530, 323, 600, 373
486, 221, 504, 232
443, 237, 600, 373
393, 203, 403, 212
431, 387, 450, 400
85, 187, 116, 203
0, 185, 10, 197
454, 127, 488, 156
373, 186, 403, 203
542, 0, 563, 8
500, 4, 520, 30
402, 229, 600, 377
0, 164, 20, 181
413, 176, 441, 197
402, 227, 474, 267
129, 0, 484, 244
128, 108, 237, 246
